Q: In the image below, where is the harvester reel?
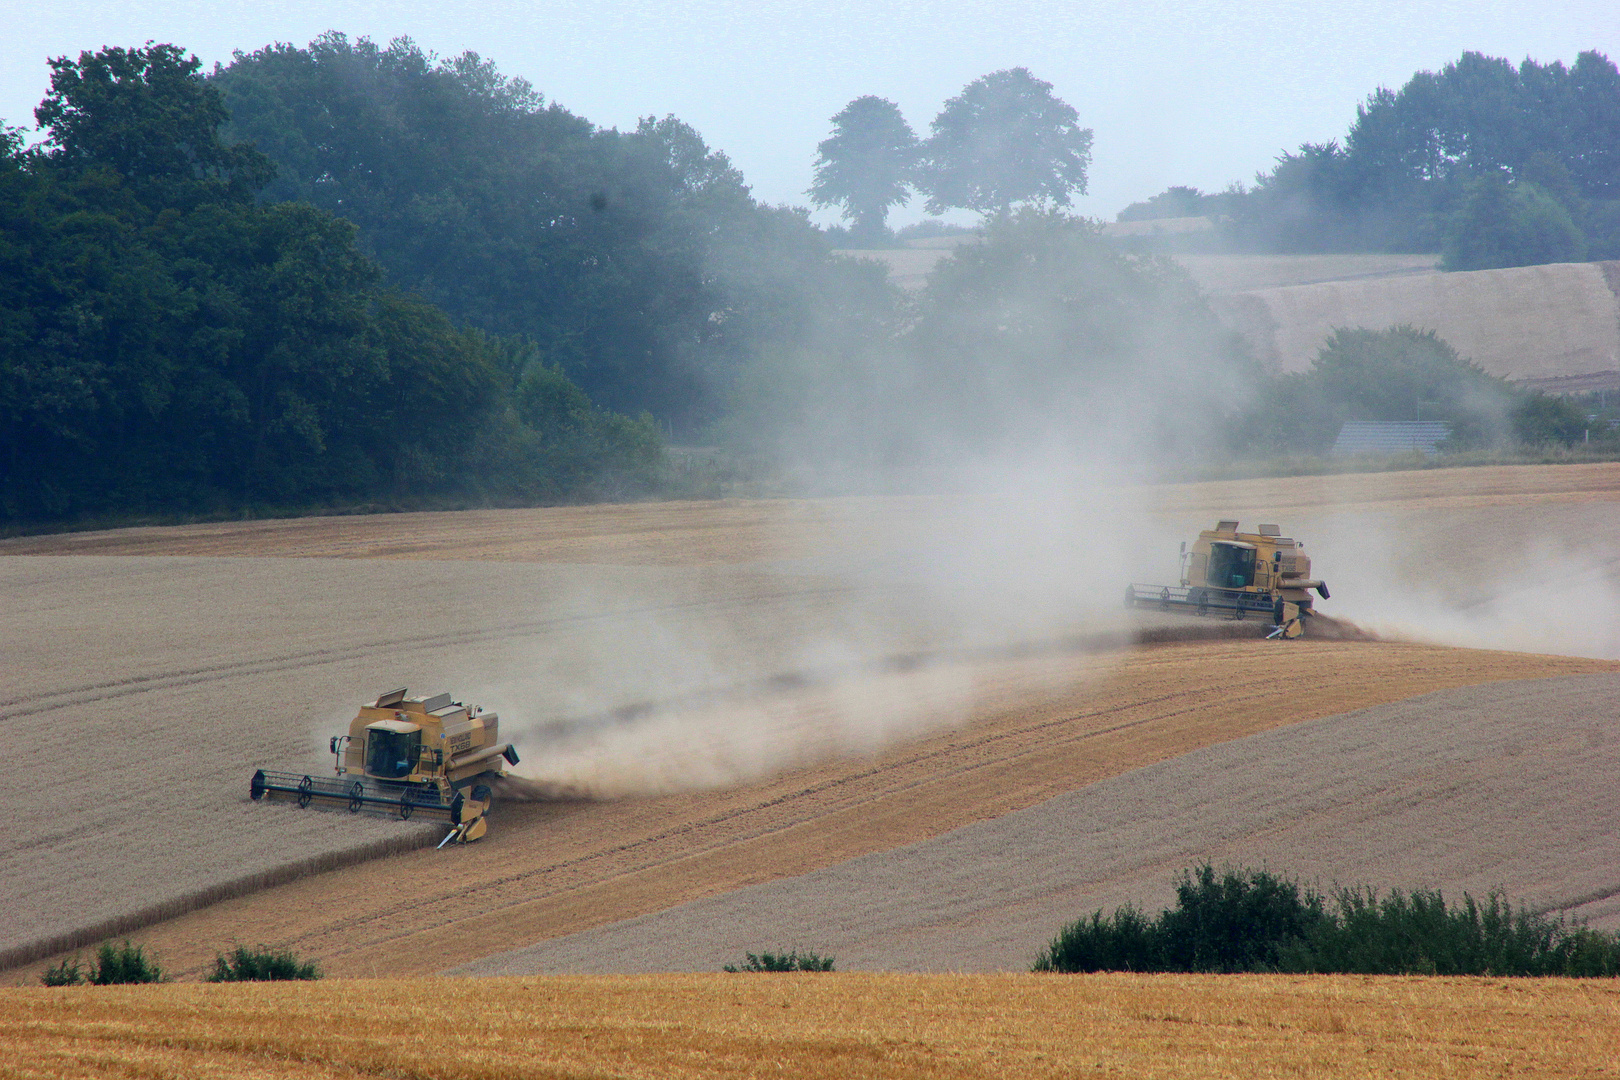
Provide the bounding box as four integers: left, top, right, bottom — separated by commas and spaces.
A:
297, 775, 314, 808
348, 781, 364, 813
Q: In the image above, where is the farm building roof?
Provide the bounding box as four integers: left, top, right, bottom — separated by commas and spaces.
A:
1331, 420, 1451, 455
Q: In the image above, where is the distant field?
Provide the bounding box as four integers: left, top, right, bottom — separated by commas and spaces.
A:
6, 974, 1617, 1079
1173, 252, 1439, 292
7, 463, 1618, 561
829, 238, 1619, 385
1214, 259, 1620, 382
832, 245, 1440, 296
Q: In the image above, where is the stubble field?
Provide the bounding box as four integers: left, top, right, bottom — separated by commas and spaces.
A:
4, 974, 1618, 1080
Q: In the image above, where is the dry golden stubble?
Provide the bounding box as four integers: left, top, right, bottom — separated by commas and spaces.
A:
3, 974, 1618, 1080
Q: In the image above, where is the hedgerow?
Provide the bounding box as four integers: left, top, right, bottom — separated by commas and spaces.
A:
1034, 864, 1620, 976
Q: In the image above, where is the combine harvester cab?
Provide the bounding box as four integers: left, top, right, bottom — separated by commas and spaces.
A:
1126, 521, 1330, 638
251, 688, 520, 845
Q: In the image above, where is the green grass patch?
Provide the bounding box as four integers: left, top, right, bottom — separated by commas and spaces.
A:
41, 941, 166, 985
724, 949, 836, 972
207, 944, 321, 982
1034, 865, 1620, 976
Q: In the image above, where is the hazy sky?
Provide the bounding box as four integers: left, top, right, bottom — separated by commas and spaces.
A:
4, 1, 1617, 224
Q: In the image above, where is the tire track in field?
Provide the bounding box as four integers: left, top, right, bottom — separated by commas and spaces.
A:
0, 586, 852, 722
289, 683, 1249, 966
127, 642, 1596, 980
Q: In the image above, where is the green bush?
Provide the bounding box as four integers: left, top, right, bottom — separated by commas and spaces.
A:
724, 949, 835, 972
40, 957, 85, 986
89, 940, 164, 984
207, 944, 321, 982
1034, 865, 1620, 976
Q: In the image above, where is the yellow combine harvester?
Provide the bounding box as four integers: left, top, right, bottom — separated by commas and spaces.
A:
1126, 521, 1331, 638
250, 689, 519, 845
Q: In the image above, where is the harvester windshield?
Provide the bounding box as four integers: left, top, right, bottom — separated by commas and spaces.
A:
1207, 542, 1256, 589
365, 722, 421, 779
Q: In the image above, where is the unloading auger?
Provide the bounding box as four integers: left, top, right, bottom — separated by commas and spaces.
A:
1125, 521, 1331, 639
250, 688, 520, 844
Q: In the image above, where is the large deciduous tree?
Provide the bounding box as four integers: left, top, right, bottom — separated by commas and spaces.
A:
1, 42, 662, 522
808, 95, 917, 240
1441, 172, 1585, 269
213, 35, 882, 433
35, 42, 273, 208
916, 68, 1092, 215
1228, 48, 1620, 257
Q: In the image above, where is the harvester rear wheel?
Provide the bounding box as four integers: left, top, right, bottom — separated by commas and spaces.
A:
296, 775, 313, 808
472, 783, 492, 804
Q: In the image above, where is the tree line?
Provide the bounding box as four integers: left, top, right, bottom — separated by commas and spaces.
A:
1, 38, 883, 523
3, 40, 1602, 526
1119, 49, 1620, 268
211, 34, 886, 435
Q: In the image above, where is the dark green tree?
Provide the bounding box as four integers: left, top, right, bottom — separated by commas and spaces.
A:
1229, 325, 1528, 454
35, 43, 272, 208
1, 41, 663, 523
1226, 49, 1620, 256
1441, 173, 1585, 269
212, 36, 879, 434
808, 96, 917, 241
916, 68, 1092, 215
1117, 186, 1209, 222
899, 209, 1243, 462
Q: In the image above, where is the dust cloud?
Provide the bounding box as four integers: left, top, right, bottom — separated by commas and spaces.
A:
1312, 517, 1620, 662
485, 217, 1618, 799
486, 453, 1157, 798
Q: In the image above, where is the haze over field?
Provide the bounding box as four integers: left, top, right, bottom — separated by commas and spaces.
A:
4, 1, 1616, 222
10, 10, 1620, 1053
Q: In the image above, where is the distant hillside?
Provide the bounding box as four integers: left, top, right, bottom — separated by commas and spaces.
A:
1210, 260, 1620, 391
839, 240, 1620, 391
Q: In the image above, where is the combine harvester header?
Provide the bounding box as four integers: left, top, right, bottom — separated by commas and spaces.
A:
251, 688, 520, 845
1126, 521, 1330, 639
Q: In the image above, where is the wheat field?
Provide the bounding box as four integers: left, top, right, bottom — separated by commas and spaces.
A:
4, 974, 1617, 1079
3, 464, 1619, 986
1211, 260, 1620, 381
